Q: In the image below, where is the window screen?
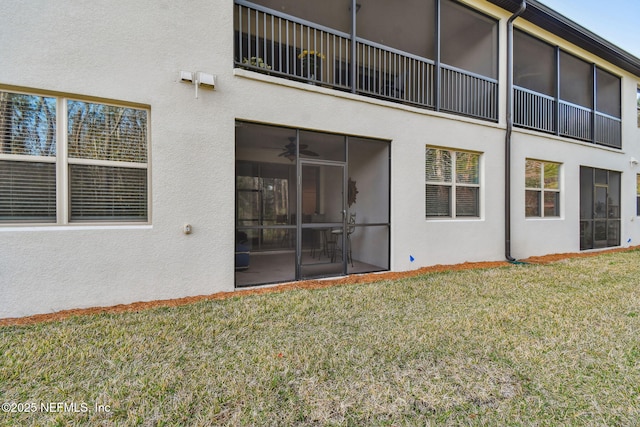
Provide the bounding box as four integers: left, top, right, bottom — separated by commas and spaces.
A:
248, 0, 350, 33
560, 51, 592, 108
440, 0, 498, 78
514, 30, 555, 96
595, 68, 621, 118
358, 0, 435, 59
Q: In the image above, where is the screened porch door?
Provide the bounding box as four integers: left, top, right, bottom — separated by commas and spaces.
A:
298, 161, 347, 279
580, 166, 620, 250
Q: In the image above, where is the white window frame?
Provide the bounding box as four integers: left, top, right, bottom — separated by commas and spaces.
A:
425, 147, 481, 219
525, 159, 560, 218
0, 87, 150, 226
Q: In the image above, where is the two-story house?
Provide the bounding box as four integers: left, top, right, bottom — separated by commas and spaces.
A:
1, 0, 639, 319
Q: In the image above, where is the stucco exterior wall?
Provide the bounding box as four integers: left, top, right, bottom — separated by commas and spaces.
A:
1, 0, 639, 319
0, 0, 238, 318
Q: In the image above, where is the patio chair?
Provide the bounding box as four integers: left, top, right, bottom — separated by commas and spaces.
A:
331, 213, 356, 266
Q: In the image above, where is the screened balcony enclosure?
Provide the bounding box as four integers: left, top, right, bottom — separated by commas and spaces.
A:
514, 30, 622, 148
234, 0, 498, 122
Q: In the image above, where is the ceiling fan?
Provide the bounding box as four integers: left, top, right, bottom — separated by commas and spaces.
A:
278, 138, 319, 161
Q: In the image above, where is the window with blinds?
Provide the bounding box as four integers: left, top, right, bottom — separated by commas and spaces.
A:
67, 100, 147, 163
0, 89, 149, 224
0, 160, 56, 222
67, 100, 148, 222
425, 147, 480, 218
525, 159, 560, 218
0, 92, 57, 223
70, 165, 148, 221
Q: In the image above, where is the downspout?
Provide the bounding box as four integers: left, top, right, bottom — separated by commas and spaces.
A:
505, 0, 526, 262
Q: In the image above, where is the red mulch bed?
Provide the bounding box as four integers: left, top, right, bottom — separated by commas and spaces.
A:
2, 246, 637, 327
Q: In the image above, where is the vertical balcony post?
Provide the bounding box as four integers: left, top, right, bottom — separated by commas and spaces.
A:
435, 0, 441, 111
351, 0, 357, 94
554, 47, 560, 137
591, 64, 597, 145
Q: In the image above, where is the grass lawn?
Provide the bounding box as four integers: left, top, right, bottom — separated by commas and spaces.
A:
2, 251, 640, 426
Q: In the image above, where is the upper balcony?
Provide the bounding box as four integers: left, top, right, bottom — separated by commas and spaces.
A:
234, 0, 499, 122
234, 0, 624, 149
514, 29, 622, 149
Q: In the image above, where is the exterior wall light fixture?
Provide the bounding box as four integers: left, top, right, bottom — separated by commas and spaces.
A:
180, 70, 216, 98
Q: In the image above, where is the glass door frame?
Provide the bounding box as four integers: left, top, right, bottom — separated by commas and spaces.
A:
593, 183, 609, 248
296, 159, 348, 280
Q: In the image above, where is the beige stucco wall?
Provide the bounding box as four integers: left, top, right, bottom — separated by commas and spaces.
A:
1, 0, 639, 319
0, 0, 238, 318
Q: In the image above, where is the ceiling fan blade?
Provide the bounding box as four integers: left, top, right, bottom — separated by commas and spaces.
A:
300, 150, 319, 156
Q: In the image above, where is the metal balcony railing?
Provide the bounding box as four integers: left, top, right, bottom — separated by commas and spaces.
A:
559, 101, 592, 142
594, 112, 622, 148
514, 86, 621, 148
235, 2, 623, 147
234, 1, 497, 122
234, 2, 352, 89
355, 39, 436, 109
440, 65, 498, 122
514, 87, 555, 134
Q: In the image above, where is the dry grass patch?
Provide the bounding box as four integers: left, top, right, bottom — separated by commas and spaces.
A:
2, 251, 640, 425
